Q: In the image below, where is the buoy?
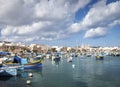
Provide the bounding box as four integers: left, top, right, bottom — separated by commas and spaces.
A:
26, 80, 31, 85
28, 73, 33, 77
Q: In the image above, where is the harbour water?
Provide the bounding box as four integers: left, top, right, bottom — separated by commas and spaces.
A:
0, 56, 120, 87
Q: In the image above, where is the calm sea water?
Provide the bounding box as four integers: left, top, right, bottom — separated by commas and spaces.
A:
0, 56, 120, 87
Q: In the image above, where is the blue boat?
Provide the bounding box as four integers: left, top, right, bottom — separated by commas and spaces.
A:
0, 52, 11, 55
23, 63, 42, 69
0, 66, 17, 77
19, 56, 42, 69
3, 55, 42, 69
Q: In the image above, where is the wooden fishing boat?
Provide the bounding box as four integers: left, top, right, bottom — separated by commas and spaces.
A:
3, 56, 42, 69
95, 55, 104, 60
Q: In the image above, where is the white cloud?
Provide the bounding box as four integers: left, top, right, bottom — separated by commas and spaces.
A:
82, 0, 120, 28
1, 20, 70, 42
84, 27, 107, 38
108, 19, 120, 27
0, 0, 35, 26
0, 0, 90, 42
0, 0, 90, 25
69, 0, 120, 38
1, 0, 119, 42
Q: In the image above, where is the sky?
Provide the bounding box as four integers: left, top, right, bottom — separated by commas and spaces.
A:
0, 0, 120, 47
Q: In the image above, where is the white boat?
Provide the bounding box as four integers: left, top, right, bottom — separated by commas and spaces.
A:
51, 53, 61, 61
46, 54, 52, 59
67, 56, 73, 62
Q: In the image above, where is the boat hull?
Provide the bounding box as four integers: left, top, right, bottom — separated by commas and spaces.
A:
24, 63, 42, 69
4, 63, 42, 69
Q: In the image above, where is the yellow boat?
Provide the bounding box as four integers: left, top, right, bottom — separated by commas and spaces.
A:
3, 56, 42, 69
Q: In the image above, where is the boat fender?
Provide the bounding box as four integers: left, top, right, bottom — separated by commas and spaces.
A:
26, 80, 31, 85
28, 73, 33, 77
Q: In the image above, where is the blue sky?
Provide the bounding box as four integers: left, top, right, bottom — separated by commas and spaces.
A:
0, 0, 120, 47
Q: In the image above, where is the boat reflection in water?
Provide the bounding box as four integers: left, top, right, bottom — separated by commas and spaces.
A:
0, 76, 13, 81
0, 67, 42, 87
51, 58, 60, 65
1, 56, 120, 87
0, 66, 17, 77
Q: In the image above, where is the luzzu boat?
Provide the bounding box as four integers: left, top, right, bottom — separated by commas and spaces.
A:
21, 57, 42, 69
3, 55, 42, 69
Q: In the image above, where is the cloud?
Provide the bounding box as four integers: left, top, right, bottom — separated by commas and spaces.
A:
1, 0, 119, 43
108, 19, 120, 27
68, 0, 120, 38
84, 27, 107, 38
1, 21, 63, 41
0, 0, 90, 25
0, 0, 35, 26
82, 0, 120, 28
0, 0, 90, 42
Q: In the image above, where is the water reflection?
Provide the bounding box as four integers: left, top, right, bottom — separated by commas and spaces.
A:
51, 58, 60, 65
1, 56, 120, 87
0, 77, 12, 81
0, 67, 43, 87
74, 81, 88, 87
25, 68, 43, 77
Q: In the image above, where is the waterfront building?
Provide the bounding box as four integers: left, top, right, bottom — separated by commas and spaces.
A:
28, 44, 50, 53
0, 41, 26, 54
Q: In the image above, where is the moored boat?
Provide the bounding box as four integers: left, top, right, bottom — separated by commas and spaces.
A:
3, 55, 42, 69
52, 53, 61, 61
95, 55, 104, 60
67, 56, 73, 62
